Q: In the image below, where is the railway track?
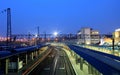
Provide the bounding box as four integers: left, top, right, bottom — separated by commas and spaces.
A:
28, 46, 76, 75
53, 47, 76, 75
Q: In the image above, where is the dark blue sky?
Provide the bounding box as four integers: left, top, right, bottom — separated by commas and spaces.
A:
0, 0, 120, 36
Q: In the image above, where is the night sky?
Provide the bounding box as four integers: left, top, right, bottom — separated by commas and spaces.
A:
0, 0, 120, 36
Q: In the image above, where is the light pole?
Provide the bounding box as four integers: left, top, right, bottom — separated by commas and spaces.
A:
37, 26, 39, 44
35, 34, 38, 46
0, 8, 12, 46
44, 32, 46, 43
112, 38, 115, 55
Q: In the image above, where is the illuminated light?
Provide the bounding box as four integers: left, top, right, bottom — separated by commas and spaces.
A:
5, 37, 7, 41
35, 34, 38, 37
55, 38, 58, 41
32, 38, 35, 41
115, 28, 120, 32
115, 31, 120, 38
48, 38, 50, 41
53, 32, 58, 36
20, 39, 23, 42
86, 41, 90, 45
42, 38, 44, 41
55, 38, 58, 40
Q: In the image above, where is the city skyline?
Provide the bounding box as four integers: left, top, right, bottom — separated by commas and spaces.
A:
0, 0, 120, 36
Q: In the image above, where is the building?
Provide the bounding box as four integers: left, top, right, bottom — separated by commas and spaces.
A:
114, 28, 120, 45
77, 27, 100, 45
99, 28, 120, 46
99, 35, 112, 45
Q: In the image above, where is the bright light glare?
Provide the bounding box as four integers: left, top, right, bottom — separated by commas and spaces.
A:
53, 32, 58, 36
35, 34, 38, 37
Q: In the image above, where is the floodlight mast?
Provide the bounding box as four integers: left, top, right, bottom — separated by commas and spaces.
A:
7, 8, 12, 46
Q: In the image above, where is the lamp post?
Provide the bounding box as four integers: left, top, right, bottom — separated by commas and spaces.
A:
112, 38, 115, 55
37, 26, 39, 44
112, 32, 115, 55
35, 34, 38, 46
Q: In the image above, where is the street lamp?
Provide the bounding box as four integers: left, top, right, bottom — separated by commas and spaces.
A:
112, 38, 115, 55
35, 34, 38, 46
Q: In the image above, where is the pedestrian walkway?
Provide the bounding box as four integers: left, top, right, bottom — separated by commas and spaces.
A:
7, 46, 49, 75
63, 48, 92, 75
84, 45, 112, 54
77, 45, 120, 56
